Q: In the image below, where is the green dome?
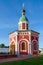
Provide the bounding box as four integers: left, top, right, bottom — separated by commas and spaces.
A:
19, 16, 28, 22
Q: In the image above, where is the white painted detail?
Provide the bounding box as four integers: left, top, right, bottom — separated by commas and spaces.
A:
29, 32, 31, 35
14, 32, 18, 55
19, 39, 29, 44
28, 42, 32, 55
29, 43, 32, 55
18, 39, 29, 55
18, 21, 28, 24
20, 50, 27, 52
9, 31, 18, 55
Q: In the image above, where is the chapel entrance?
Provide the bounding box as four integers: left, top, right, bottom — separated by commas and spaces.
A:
19, 40, 28, 55
10, 41, 15, 55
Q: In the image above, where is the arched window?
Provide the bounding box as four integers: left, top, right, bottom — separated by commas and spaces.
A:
22, 43, 25, 50
22, 23, 25, 29
33, 41, 37, 50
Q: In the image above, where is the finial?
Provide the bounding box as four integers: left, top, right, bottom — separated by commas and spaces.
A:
22, 3, 24, 9
22, 3, 25, 16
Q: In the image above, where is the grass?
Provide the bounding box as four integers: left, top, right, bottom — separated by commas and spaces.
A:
0, 55, 43, 65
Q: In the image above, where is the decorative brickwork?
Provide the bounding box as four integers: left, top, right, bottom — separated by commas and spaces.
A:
19, 40, 28, 55
18, 35, 29, 41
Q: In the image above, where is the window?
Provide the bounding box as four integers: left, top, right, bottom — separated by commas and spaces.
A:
26, 24, 28, 29
22, 23, 25, 29
22, 43, 25, 50
33, 41, 37, 50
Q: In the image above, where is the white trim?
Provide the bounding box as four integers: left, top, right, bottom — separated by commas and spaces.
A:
32, 40, 38, 43
18, 21, 28, 30
9, 32, 18, 55
20, 41, 27, 52
9, 32, 18, 37
18, 22, 22, 30
18, 21, 28, 24
29, 44, 32, 54
18, 39, 29, 55
29, 32, 31, 35
18, 39, 32, 55
18, 32, 30, 35
14, 33, 18, 55
17, 42, 20, 55
20, 50, 27, 52
18, 39, 29, 44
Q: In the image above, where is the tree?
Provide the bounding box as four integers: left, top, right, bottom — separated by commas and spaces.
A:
0, 44, 5, 48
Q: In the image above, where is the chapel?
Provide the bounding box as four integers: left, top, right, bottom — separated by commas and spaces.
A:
9, 8, 39, 56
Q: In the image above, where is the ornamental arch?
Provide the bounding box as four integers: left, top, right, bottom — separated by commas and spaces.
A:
32, 40, 38, 55
10, 41, 15, 55
19, 39, 29, 55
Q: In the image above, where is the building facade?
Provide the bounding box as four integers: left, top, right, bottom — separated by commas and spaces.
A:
9, 9, 39, 56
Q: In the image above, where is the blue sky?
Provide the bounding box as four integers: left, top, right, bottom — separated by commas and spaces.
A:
0, 0, 43, 48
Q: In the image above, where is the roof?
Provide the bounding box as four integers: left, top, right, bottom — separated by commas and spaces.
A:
9, 30, 40, 35
19, 16, 28, 22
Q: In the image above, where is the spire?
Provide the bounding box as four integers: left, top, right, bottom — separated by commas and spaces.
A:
22, 3, 24, 9
22, 3, 25, 16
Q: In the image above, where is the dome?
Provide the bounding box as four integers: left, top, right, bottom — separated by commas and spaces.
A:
19, 16, 28, 22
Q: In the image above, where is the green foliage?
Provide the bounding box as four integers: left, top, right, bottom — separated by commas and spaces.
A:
0, 44, 9, 48
41, 48, 43, 50
0, 44, 5, 48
